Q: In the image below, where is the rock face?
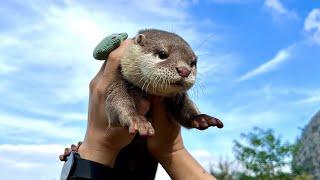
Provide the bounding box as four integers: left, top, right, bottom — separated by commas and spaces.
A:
293, 111, 320, 179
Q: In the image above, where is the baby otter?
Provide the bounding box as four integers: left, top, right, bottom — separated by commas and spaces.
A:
104, 29, 223, 136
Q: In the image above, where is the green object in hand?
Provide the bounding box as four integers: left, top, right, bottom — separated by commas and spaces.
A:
93, 33, 128, 60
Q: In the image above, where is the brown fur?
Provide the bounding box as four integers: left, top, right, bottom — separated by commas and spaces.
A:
105, 29, 223, 136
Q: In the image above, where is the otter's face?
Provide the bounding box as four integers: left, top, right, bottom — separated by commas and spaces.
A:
121, 30, 197, 97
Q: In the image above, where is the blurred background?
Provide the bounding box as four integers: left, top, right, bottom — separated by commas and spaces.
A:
0, 0, 319, 179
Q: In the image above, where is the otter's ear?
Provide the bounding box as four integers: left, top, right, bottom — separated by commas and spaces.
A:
134, 34, 145, 45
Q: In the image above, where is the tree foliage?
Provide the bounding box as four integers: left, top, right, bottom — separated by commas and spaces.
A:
210, 159, 238, 180
233, 127, 296, 179
211, 127, 313, 180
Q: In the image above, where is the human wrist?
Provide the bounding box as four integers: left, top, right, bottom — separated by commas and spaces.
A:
151, 142, 185, 162
158, 148, 216, 180
78, 141, 120, 167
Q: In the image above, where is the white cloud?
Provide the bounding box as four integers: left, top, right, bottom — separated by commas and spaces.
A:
130, 0, 191, 19
0, 144, 65, 169
0, 0, 218, 106
0, 61, 19, 74
238, 45, 294, 82
264, 0, 298, 20
304, 8, 320, 45
0, 157, 43, 169
0, 113, 83, 140
0, 144, 66, 154
0, 144, 64, 179
189, 52, 238, 99
191, 149, 218, 170
296, 94, 320, 105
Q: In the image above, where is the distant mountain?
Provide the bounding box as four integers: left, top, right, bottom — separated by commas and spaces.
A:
293, 111, 320, 179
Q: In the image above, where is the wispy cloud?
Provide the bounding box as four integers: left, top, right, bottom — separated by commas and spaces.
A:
296, 94, 320, 105
0, 144, 66, 154
197, 53, 237, 82
0, 113, 83, 140
0, 61, 19, 74
304, 8, 320, 45
263, 0, 298, 20
0, 143, 64, 179
0, 144, 64, 168
0, 157, 43, 169
238, 45, 294, 82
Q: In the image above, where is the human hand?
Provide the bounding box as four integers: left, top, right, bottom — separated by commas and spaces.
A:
78, 39, 151, 167
59, 142, 82, 161
147, 96, 185, 160
147, 96, 216, 180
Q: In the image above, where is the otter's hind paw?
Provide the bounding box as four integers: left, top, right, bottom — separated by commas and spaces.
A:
191, 114, 224, 130
128, 115, 155, 137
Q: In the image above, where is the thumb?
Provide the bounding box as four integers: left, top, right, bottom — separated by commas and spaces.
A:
150, 97, 176, 128
150, 96, 166, 116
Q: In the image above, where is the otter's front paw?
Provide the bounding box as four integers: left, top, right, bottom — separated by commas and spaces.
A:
128, 115, 155, 137
191, 114, 224, 130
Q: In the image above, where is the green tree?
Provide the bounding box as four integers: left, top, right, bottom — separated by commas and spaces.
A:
209, 159, 238, 180
233, 127, 298, 180
210, 127, 313, 180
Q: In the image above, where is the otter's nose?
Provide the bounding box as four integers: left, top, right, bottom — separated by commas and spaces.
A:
176, 67, 191, 78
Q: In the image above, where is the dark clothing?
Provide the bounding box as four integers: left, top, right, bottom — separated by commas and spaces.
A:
68, 154, 116, 179
62, 135, 158, 180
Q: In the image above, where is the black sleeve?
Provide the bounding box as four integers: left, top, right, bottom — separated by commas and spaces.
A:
68, 153, 117, 180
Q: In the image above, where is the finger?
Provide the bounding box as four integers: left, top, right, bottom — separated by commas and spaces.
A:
89, 61, 107, 92
150, 97, 177, 128
136, 98, 151, 116
64, 148, 70, 155
94, 40, 133, 95
71, 144, 77, 151
59, 154, 66, 161
76, 142, 82, 151
101, 57, 120, 78
102, 39, 133, 78
150, 95, 164, 104
151, 99, 167, 119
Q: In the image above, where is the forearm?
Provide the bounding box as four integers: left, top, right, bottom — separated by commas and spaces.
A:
158, 148, 216, 180
77, 141, 119, 167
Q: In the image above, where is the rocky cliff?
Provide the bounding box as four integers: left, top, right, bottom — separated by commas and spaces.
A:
293, 111, 320, 179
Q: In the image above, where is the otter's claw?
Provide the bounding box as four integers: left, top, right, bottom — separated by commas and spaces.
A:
191, 114, 223, 130
128, 115, 155, 137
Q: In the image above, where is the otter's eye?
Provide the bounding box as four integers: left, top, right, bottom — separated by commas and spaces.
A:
158, 51, 168, 59
190, 60, 197, 67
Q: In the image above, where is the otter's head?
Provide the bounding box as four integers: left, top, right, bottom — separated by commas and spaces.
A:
121, 29, 197, 97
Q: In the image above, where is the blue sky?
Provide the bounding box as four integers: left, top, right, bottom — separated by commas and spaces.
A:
0, 0, 319, 179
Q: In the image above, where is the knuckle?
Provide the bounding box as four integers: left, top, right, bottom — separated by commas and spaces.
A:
108, 51, 118, 61
89, 79, 97, 92
89, 80, 106, 97
94, 86, 107, 97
